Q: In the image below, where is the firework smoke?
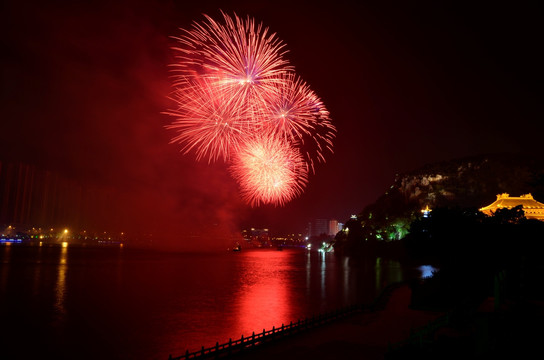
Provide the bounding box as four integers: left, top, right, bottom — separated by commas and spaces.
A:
167, 12, 335, 206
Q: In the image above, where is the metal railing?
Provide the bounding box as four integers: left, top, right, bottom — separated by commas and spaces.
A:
169, 282, 404, 360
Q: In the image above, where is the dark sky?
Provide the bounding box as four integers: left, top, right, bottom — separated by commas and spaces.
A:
2, 0, 542, 248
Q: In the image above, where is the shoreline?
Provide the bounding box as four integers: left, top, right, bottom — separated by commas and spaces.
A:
221, 283, 445, 360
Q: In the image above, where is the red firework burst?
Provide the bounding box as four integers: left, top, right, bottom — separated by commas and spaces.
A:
262, 73, 336, 172
166, 12, 335, 206
165, 77, 254, 162
230, 135, 308, 206
171, 11, 293, 113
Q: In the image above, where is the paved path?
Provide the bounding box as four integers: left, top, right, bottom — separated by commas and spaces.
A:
231, 284, 445, 360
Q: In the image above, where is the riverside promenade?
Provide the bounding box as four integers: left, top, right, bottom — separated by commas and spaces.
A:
229, 284, 445, 360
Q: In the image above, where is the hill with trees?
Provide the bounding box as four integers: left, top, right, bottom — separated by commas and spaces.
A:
334, 153, 544, 255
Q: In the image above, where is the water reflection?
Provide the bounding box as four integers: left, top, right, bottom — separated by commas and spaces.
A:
32, 246, 43, 296
343, 256, 350, 303
375, 257, 382, 293
305, 250, 312, 299
1, 246, 422, 360
320, 251, 326, 300
235, 250, 290, 335
0, 245, 12, 293
55, 245, 68, 316
375, 257, 403, 292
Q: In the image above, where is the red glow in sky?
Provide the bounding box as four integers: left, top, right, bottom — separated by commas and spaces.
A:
1, 0, 542, 246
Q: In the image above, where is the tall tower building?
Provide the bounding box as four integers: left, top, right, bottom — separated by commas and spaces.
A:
311, 219, 329, 238
328, 219, 339, 236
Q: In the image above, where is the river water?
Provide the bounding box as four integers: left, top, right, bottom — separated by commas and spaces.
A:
0, 245, 429, 359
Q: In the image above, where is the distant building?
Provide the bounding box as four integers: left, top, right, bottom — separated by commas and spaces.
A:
242, 228, 270, 246
479, 193, 544, 221
328, 219, 339, 236
421, 205, 432, 218
309, 219, 329, 238
270, 233, 305, 247
308, 219, 341, 238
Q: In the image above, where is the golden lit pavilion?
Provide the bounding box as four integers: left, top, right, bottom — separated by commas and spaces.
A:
479, 193, 544, 221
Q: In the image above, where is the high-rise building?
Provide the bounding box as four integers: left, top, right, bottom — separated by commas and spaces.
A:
328, 219, 339, 236
310, 219, 330, 238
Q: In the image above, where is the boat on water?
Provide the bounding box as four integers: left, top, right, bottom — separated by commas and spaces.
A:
232, 243, 242, 251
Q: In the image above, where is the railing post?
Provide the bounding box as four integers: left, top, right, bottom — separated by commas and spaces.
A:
168, 354, 172, 360
201, 346, 205, 356
252, 331, 255, 347
228, 338, 232, 355
185, 349, 189, 359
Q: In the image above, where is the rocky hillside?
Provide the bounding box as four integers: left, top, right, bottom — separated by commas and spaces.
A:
336, 153, 544, 245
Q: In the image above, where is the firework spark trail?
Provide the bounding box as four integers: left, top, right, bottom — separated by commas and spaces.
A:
229, 135, 308, 207
165, 77, 254, 162
261, 73, 336, 173
166, 12, 335, 206
171, 11, 292, 113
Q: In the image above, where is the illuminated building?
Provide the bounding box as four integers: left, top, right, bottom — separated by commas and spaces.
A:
242, 228, 270, 246
479, 193, 544, 221
421, 205, 432, 218
308, 219, 342, 238
328, 219, 339, 236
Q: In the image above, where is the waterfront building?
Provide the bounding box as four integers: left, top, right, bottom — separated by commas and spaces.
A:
309, 219, 329, 238
479, 193, 544, 221
241, 228, 270, 246
328, 219, 339, 236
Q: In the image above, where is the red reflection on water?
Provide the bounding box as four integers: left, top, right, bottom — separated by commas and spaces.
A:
234, 250, 292, 336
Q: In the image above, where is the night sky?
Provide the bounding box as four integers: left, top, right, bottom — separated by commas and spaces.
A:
2, 0, 542, 248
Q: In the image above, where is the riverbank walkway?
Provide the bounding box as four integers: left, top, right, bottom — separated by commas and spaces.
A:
228, 284, 444, 360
